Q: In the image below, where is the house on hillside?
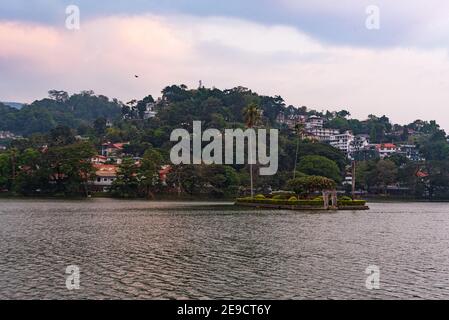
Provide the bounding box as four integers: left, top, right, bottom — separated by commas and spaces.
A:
101, 142, 129, 157
91, 155, 107, 164
306, 128, 340, 142
398, 144, 422, 161
305, 115, 324, 130
376, 143, 398, 159
143, 102, 157, 119
329, 131, 354, 155
276, 113, 306, 129
89, 164, 118, 192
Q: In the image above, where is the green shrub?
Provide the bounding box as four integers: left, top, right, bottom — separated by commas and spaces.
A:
236, 198, 324, 207
339, 196, 352, 201
271, 191, 296, 197
286, 176, 336, 194
272, 195, 283, 200
313, 196, 323, 201
338, 200, 366, 206
254, 194, 265, 199
288, 196, 298, 201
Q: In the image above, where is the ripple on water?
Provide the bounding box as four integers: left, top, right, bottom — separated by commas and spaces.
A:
1, 199, 449, 299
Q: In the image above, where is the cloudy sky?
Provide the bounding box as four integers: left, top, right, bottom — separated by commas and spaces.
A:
1, 1, 449, 128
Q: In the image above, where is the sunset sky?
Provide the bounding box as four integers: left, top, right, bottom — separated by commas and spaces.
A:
1, 1, 449, 129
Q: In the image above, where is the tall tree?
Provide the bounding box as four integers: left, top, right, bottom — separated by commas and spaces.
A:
243, 102, 261, 197
111, 158, 140, 198
139, 149, 163, 198
293, 123, 305, 179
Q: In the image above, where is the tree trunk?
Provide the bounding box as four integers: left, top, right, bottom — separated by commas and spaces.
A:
249, 135, 254, 198
293, 138, 300, 179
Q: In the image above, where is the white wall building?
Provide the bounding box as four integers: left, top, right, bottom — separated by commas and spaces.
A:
143, 102, 157, 119
329, 131, 355, 154
376, 143, 398, 159
305, 115, 324, 130
306, 128, 340, 142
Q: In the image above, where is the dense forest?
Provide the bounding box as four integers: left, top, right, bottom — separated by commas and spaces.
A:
1, 85, 449, 199
0, 90, 122, 135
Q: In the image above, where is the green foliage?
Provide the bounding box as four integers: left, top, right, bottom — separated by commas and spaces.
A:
4, 142, 96, 196
0, 91, 122, 135
138, 149, 164, 198
270, 191, 296, 198
111, 158, 140, 198
166, 164, 240, 197
338, 200, 367, 206
296, 141, 347, 171
286, 176, 337, 195
4, 84, 449, 200
297, 155, 342, 182
236, 198, 325, 206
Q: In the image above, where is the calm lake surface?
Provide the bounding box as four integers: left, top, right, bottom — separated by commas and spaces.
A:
1, 199, 449, 300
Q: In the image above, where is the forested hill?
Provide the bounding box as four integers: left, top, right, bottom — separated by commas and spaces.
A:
0, 90, 122, 135
1, 85, 446, 146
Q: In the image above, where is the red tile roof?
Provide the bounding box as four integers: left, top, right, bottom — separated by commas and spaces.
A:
94, 164, 118, 177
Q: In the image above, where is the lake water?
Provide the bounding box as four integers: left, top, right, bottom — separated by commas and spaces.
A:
0, 199, 449, 300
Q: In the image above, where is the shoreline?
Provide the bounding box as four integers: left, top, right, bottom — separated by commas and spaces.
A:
3, 194, 449, 204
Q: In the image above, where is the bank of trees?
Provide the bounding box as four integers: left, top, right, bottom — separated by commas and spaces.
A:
0, 91, 122, 135
3, 84, 449, 199
0, 141, 96, 196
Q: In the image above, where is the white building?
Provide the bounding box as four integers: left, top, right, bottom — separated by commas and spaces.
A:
276, 113, 306, 129
305, 115, 324, 129
352, 135, 370, 149
90, 164, 118, 192
306, 128, 340, 142
376, 143, 398, 159
398, 144, 421, 161
329, 131, 355, 154
143, 102, 157, 119
0, 131, 20, 139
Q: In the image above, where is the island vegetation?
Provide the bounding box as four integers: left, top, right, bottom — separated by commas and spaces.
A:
1, 84, 449, 201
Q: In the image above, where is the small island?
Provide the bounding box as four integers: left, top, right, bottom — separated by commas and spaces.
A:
235, 176, 369, 211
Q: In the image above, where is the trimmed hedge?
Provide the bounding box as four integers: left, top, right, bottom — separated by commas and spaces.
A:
236, 198, 366, 207
338, 200, 366, 206
236, 198, 324, 206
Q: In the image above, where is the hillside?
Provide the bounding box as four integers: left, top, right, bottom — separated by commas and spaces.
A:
0, 91, 122, 135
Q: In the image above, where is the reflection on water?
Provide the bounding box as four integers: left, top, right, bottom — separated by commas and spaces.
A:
1, 199, 449, 299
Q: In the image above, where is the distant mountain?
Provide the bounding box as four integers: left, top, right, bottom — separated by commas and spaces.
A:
1, 102, 24, 109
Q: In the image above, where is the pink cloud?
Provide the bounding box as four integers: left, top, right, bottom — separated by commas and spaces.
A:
1, 14, 449, 130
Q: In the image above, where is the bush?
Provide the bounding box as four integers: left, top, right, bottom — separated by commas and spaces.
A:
339, 196, 352, 201
271, 191, 296, 200
254, 194, 265, 199
286, 176, 336, 195
288, 196, 298, 201
236, 198, 324, 207
338, 200, 366, 206
313, 196, 323, 201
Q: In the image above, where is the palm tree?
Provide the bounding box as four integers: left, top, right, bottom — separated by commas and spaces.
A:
293, 122, 305, 179
243, 103, 261, 198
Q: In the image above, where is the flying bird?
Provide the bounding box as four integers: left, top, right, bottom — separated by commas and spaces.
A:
134, 75, 139, 78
